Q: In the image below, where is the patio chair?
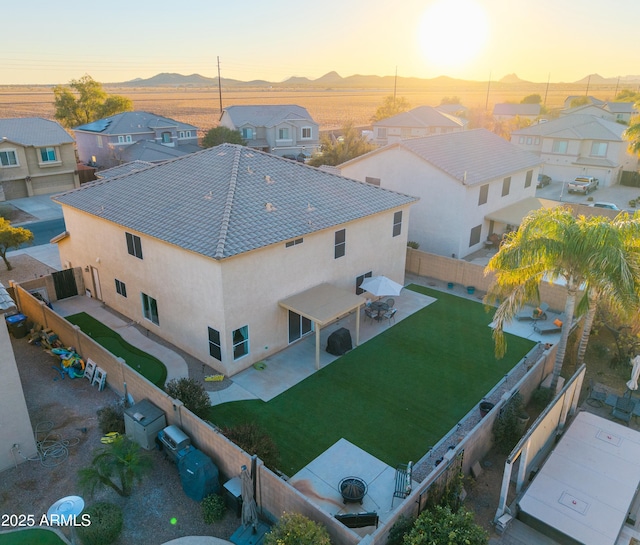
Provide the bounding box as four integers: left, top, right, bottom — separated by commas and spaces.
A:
515, 305, 536, 321
382, 308, 397, 325
534, 313, 565, 334
587, 379, 607, 407
364, 306, 378, 323
83, 358, 97, 382
386, 298, 395, 308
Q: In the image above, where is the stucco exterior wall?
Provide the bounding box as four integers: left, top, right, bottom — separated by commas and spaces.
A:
340, 147, 537, 258
57, 203, 411, 376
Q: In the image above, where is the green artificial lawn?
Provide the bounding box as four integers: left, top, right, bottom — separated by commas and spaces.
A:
66, 312, 167, 388
0, 528, 67, 544
209, 285, 535, 476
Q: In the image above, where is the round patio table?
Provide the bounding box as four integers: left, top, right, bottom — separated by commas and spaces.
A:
369, 301, 389, 320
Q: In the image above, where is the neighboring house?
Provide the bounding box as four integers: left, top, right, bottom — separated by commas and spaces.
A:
95, 161, 154, 180
559, 103, 616, 121
511, 114, 638, 187
218, 105, 319, 159
339, 129, 541, 259
435, 103, 468, 117
604, 101, 639, 124
0, 283, 38, 472
372, 106, 465, 146
53, 144, 416, 376
492, 103, 541, 122
563, 96, 605, 109
0, 117, 80, 201
73, 111, 200, 170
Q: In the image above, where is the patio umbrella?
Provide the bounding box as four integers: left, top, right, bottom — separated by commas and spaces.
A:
627, 355, 640, 391
240, 465, 258, 532
360, 275, 403, 297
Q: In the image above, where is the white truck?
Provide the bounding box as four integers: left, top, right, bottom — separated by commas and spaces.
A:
567, 176, 599, 194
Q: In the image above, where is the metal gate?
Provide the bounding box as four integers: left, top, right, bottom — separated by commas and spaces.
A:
52, 269, 78, 300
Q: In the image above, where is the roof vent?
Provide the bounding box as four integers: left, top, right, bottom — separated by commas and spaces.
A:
265, 202, 276, 212
265, 175, 274, 184
306, 203, 316, 212
247, 166, 254, 174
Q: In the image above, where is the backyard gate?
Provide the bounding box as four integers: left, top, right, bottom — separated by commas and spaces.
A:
52, 269, 78, 300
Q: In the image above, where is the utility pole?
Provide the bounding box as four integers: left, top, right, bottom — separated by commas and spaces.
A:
585, 74, 591, 96
543, 73, 550, 107
393, 66, 398, 108
217, 56, 223, 113
614, 76, 620, 98
485, 72, 491, 111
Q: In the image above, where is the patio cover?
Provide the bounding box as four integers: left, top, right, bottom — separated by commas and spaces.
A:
279, 283, 364, 369
518, 411, 640, 545
484, 197, 559, 227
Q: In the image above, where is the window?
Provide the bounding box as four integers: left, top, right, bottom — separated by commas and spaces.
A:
355, 271, 372, 295
334, 229, 346, 259
97, 135, 103, 148
232, 326, 249, 360
519, 136, 525, 144
393, 211, 402, 237
278, 128, 289, 140
179, 130, 192, 138
161, 132, 171, 144
126, 232, 143, 259
365, 176, 380, 186
288, 311, 312, 343
141, 293, 159, 325
285, 237, 303, 248
118, 136, 124, 144
0, 150, 18, 166
208, 327, 221, 361
378, 128, 387, 138
534, 137, 540, 145
552, 140, 568, 154
591, 142, 608, 157
301, 127, 312, 139
502, 177, 511, 197
525, 170, 533, 188
526, 137, 532, 145
401, 128, 412, 139
469, 225, 482, 247
39, 147, 57, 162
115, 279, 127, 297
117, 135, 131, 144
242, 127, 254, 139
478, 184, 489, 205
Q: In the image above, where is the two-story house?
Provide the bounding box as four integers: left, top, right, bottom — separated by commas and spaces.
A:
73, 111, 200, 170
0, 117, 80, 200
511, 114, 638, 186
339, 129, 541, 259
218, 105, 319, 160
53, 144, 416, 376
492, 103, 541, 123
372, 106, 465, 147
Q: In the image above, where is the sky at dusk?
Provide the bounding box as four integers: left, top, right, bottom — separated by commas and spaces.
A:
1, 0, 637, 85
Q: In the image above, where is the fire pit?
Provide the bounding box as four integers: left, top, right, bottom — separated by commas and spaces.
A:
339, 476, 367, 504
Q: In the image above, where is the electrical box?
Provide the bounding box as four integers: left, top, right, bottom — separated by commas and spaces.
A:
124, 399, 166, 450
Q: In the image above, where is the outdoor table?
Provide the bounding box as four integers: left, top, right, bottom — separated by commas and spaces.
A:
369, 301, 389, 320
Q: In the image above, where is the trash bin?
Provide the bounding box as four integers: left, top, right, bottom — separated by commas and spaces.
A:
5, 314, 28, 339
223, 476, 243, 518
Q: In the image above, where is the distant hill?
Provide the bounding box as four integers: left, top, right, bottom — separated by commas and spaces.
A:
109, 71, 640, 89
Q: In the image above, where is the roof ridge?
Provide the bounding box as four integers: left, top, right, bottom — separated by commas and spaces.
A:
214, 145, 241, 259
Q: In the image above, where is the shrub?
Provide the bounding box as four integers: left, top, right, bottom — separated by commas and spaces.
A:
493, 392, 529, 454
386, 514, 415, 545
531, 387, 552, 410
96, 403, 125, 435
220, 422, 280, 471
165, 377, 211, 418
76, 502, 123, 545
264, 512, 331, 545
202, 493, 226, 524
407, 241, 420, 249
404, 505, 488, 545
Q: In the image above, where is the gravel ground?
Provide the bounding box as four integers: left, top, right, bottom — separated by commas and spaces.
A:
1, 255, 239, 544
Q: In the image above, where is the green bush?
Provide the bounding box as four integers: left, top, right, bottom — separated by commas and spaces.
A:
493, 392, 529, 454
264, 512, 331, 545
407, 241, 420, 249
404, 505, 488, 545
386, 514, 415, 545
531, 388, 552, 410
96, 403, 125, 435
202, 494, 226, 524
76, 502, 123, 545
220, 422, 280, 471
165, 377, 211, 418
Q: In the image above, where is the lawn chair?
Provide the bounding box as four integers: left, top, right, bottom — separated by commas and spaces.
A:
83, 358, 97, 382
382, 308, 397, 325
391, 462, 412, 507
364, 306, 378, 323
534, 313, 565, 334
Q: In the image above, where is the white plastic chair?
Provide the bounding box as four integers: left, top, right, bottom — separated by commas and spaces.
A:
84, 359, 97, 382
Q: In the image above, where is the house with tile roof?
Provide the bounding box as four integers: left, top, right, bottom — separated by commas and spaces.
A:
0, 117, 80, 200
53, 144, 416, 376
73, 111, 200, 170
492, 103, 541, 122
339, 129, 541, 258
511, 114, 638, 187
218, 105, 319, 160
603, 102, 639, 125
372, 106, 465, 147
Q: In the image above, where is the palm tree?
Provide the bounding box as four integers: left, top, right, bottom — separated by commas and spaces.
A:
485, 208, 640, 392
78, 436, 153, 497
624, 117, 640, 155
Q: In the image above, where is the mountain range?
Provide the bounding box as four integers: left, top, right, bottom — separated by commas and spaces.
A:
113, 71, 640, 88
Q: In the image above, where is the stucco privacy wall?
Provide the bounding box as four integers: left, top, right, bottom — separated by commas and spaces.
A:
406, 249, 573, 312
12, 284, 557, 545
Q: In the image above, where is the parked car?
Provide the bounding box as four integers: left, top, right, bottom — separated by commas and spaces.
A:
567, 176, 599, 194
536, 174, 551, 188
588, 202, 620, 210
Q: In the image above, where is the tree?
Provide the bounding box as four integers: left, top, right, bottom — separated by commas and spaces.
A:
202, 126, 245, 148
264, 512, 331, 545
440, 96, 461, 105
624, 117, 640, 155
485, 208, 640, 392
165, 377, 211, 418
404, 505, 488, 545
521, 94, 541, 104
371, 94, 410, 122
307, 122, 375, 167
53, 74, 133, 128
616, 88, 640, 102
569, 96, 590, 108
78, 436, 152, 497
0, 218, 33, 270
